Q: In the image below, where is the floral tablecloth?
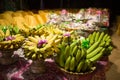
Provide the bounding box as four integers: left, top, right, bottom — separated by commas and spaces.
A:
0, 57, 109, 80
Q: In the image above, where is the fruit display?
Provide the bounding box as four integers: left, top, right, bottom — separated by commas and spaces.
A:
0, 25, 25, 50
30, 24, 65, 36
87, 31, 113, 56
55, 36, 95, 73
47, 8, 109, 31
23, 25, 74, 60
55, 31, 113, 73
0, 10, 49, 36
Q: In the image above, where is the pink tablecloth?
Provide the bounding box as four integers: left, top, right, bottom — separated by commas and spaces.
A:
0, 58, 109, 80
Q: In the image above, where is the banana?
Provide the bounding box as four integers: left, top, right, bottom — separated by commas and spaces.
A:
88, 34, 92, 40
71, 46, 78, 56
105, 35, 110, 42
0, 30, 5, 37
64, 56, 72, 70
98, 32, 104, 42
81, 60, 88, 72
70, 40, 79, 52
37, 54, 43, 59
28, 36, 38, 44
34, 35, 40, 40
28, 46, 36, 52
86, 47, 103, 59
0, 40, 11, 45
81, 48, 86, 59
48, 35, 58, 44
76, 59, 84, 73
24, 41, 36, 46
39, 44, 51, 53
90, 32, 96, 45
89, 48, 105, 63
105, 38, 111, 47
59, 53, 65, 68
58, 43, 65, 54
31, 53, 37, 60
99, 41, 105, 47
107, 46, 113, 51
54, 39, 61, 44
95, 32, 100, 42
69, 57, 75, 71
14, 34, 22, 38
25, 52, 33, 57
64, 45, 70, 60
5, 29, 10, 37
102, 33, 108, 42
75, 49, 82, 65
85, 59, 92, 71
87, 41, 100, 54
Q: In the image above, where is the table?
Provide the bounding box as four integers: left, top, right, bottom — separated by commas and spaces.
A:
0, 57, 109, 80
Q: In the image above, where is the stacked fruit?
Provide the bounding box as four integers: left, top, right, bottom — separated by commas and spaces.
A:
87, 31, 113, 56
55, 31, 113, 73
0, 25, 25, 50
23, 30, 64, 60
55, 35, 95, 73
31, 24, 65, 36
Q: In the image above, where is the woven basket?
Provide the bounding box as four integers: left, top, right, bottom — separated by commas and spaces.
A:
0, 49, 17, 65
59, 67, 96, 80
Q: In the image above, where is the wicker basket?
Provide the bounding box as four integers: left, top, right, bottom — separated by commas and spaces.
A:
30, 58, 46, 74
0, 49, 17, 65
59, 67, 96, 80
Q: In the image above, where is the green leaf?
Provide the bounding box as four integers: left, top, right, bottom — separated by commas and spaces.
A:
2, 26, 7, 33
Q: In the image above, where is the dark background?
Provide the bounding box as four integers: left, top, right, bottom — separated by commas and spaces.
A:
0, 0, 119, 26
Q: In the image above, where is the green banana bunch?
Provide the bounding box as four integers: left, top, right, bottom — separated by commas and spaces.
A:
87, 31, 113, 56
89, 48, 105, 63
86, 47, 103, 59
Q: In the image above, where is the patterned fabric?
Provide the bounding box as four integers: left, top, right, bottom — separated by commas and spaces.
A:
0, 58, 109, 80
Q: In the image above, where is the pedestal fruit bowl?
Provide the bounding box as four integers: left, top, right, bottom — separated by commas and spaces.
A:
0, 25, 25, 65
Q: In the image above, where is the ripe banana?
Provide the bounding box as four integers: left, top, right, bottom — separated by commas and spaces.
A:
31, 53, 37, 60
28, 36, 38, 44
5, 29, 10, 37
